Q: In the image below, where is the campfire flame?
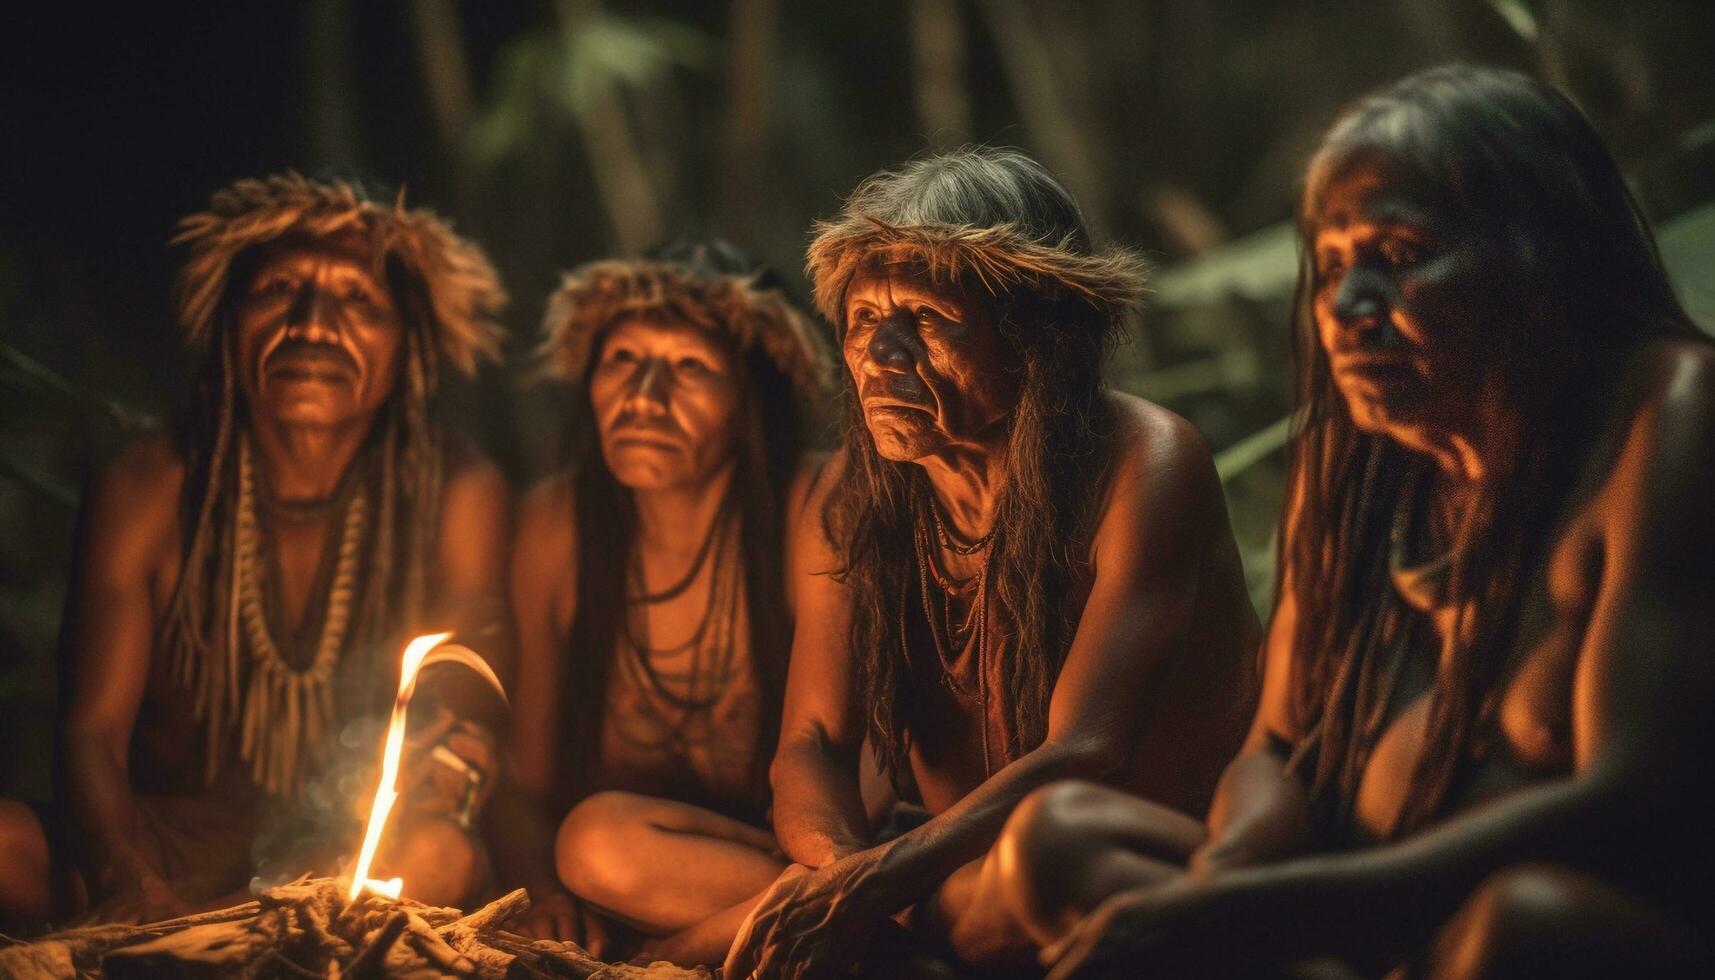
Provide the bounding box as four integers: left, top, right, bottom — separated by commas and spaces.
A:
348, 632, 507, 901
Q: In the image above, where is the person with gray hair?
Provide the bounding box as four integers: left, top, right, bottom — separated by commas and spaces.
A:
723, 147, 1260, 977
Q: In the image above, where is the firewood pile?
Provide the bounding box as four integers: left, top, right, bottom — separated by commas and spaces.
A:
0, 877, 712, 979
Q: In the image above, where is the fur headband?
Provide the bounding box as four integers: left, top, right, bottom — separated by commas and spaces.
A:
173, 173, 506, 376
538, 259, 832, 398
806, 215, 1149, 332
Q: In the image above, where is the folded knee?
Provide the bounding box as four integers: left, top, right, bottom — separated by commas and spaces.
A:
556, 792, 652, 907
0, 815, 46, 874
1432, 865, 1596, 980
0, 801, 54, 917
995, 781, 1111, 923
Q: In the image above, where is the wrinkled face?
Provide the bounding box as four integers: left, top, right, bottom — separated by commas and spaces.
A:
589, 316, 741, 491
842, 268, 1017, 461
234, 234, 404, 430
1310, 160, 1493, 445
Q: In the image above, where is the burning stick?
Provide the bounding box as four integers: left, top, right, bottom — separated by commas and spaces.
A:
348, 632, 507, 902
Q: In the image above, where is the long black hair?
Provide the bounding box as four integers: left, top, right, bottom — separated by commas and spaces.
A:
1280, 65, 1702, 837
557, 239, 813, 813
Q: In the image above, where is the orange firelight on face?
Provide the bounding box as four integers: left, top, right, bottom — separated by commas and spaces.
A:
348, 632, 506, 901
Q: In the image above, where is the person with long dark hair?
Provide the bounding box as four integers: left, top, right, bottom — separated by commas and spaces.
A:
0, 174, 513, 926
723, 147, 1259, 978
999, 65, 1715, 978
499, 240, 830, 964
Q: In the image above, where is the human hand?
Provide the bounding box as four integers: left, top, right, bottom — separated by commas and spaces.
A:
510, 886, 615, 954
401, 708, 496, 823
723, 854, 887, 980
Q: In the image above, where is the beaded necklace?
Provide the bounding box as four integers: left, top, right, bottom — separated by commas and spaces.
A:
233, 438, 367, 795
910, 483, 995, 778
619, 493, 742, 730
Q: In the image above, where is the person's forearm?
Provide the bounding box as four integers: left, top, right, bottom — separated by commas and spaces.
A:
771, 736, 873, 869
863, 738, 1114, 912
1234, 762, 1665, 962
1191, 748, 1311, 876
62, 733, 161, 892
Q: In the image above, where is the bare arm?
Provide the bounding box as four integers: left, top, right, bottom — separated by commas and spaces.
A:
431, 452, 514, 725
488, 477, 576, 905
853, 409, 1237, 907
1190, 572, 1312, 876
1210, 347, 1715, 960
772, 408, 1240, 901
59, 437, 182, 900
770, 456, 872, 869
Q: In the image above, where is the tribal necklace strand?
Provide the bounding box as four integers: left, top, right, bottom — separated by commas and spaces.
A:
620, 493, 742, 726
233, 438, 367, 796
912, 482, 995, 778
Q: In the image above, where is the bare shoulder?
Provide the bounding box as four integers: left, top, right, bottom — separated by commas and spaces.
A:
792, 447, 849, 541
1608, 338, 1715, 482
788, 446, 847, 578
1095, 391, 1222, 539
101, 430, 186, 504
86, 431, 187, 578
516, 472, 578, 569
1600, 337, 1715, 531
786, 450, 835, 528
440, 434, 510, 516
1104, 390, 1217, 483
781, 453, 833, 615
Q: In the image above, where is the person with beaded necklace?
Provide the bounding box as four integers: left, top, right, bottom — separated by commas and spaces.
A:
497, 240, 831, 964
0, 174, 512, 927
722, 147, 1261, 979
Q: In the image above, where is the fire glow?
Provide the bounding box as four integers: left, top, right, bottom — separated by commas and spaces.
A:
348, 631, 507, 901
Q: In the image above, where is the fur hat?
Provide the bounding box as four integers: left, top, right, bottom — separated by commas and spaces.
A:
807, 217, 1149, 333
173, 172, 506, 376
538, 256, 832, 399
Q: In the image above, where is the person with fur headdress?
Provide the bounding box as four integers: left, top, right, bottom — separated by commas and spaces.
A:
497, 240, 831, 963
0, 174, 512, 927
721, 147, 1260, 979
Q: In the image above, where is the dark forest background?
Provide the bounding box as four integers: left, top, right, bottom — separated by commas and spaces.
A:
2, 0, 1712, 801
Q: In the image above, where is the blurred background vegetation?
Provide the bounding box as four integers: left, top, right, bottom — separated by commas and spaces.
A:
2, 0, 1712, 801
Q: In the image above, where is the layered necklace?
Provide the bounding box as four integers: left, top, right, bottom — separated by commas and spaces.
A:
232, 437, 368, 796
910, 481, 997, 777
619, 493, 743, 735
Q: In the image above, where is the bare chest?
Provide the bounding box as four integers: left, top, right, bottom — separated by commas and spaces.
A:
595, 565, 767, 811
137, 512, 356, 779
1353, 512, 1603, 837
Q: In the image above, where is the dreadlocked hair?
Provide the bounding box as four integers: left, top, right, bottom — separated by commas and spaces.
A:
1280, 65, 1701, 839
158, 246, 448, 794
810, 148, 1146, 791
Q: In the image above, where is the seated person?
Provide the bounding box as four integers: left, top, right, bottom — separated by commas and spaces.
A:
0, 174, 511, 927
498, 240, 831, 963
723, 147, 1260, 978
1000, 65, 1715, 979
